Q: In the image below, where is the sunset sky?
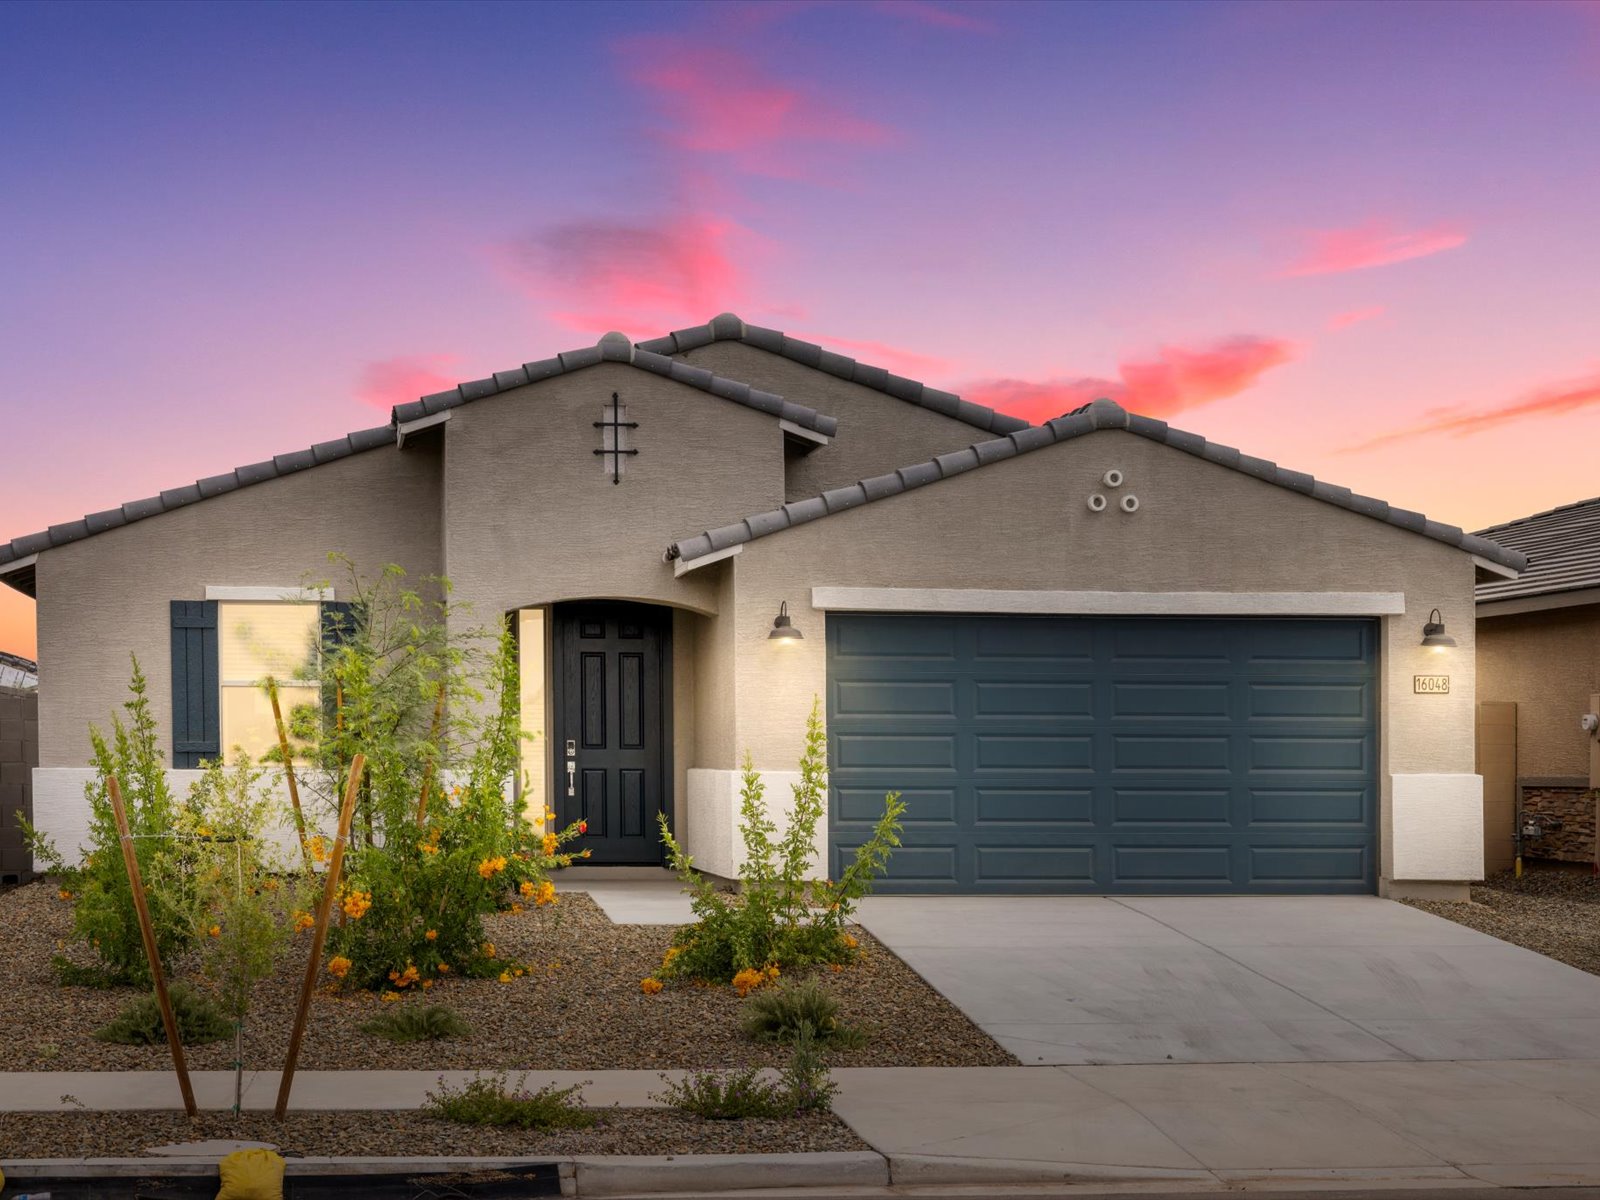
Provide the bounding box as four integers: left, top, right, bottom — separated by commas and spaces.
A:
2, 0, 1599, 658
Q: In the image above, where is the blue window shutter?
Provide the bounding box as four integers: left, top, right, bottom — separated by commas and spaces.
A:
170, 600, 219, 767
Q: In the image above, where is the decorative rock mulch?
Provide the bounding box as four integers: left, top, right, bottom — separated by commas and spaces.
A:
1403, 868, 1600, 976
0, 1108, 866, 1159
0, 881, 1014, 1072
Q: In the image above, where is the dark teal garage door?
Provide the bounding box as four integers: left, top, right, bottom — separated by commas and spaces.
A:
827, 615, 1377, 894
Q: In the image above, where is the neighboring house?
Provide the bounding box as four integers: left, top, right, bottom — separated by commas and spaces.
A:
1475, 498, 1600, 871
0, 314, 1526, 898
0, 651, 37, 692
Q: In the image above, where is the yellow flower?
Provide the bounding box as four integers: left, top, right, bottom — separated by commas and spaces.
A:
662, 945, 682, 967
534, 880, 556, 907
641, 977, 664, 995
292, 910, 315, 934
327, 955, 351, 979
421, 978, 433, 990
262, 878, 280, 892
381, 990, 402, 1003
483, 942, 496, 959
197, 825, 213, 838
519, 880, 535, 898
341, 889, 372, 920
417, 840, 438, 855
497, 970, 513, 984
765, 964, 780, 980
437, 962, 450, 973
510, 902, 524, 914
732, 968, 766, 997
544, 808, 557, 823
477, 855, 508, 880
307, 836, 330, 864
541, 833, 559, 857
842, 933, 858, 950
208, 924, 222, 938
424, 928, 438, 941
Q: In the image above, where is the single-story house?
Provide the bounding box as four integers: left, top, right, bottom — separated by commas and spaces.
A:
1476, 497, 1600, 870
0, 314, 1527, 898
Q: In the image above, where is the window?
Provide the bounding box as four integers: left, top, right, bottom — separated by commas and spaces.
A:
217, 601, 321, 762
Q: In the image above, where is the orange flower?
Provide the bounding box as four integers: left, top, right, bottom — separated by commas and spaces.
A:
541, 833, 559, 857
380, 990, 402, 1003
483, 942, 496, 959
327, 955, 351, 979
57, 889, 72, 901
477, 855, 507, 879
421, 978, 433, 990
497, 970, 513, 984
307, 836, 330, 864
519, 880, 535, 898
534, 880, 556, 907
208, 924, 222, 938
842, 933, 858, 950
424, 928, 438, 941
341, 890, 372, 920
641, 977, 664, 995
292, 910, 315, 934
437, 962, 450, 973
765, 964, 780, 980
732, 968, 766, 997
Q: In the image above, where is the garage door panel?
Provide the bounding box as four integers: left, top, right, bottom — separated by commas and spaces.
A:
1111, 681, 1231, 719
828, 615, 1376, 894
1248, 787, 1371, 825
975, 733, 1094, 770
1112, 734, 1232, 772
1111, 787, 1232, 825
973, 787, 1095, 824
1247, 681, 1370, 719
975, 679, 1093, 717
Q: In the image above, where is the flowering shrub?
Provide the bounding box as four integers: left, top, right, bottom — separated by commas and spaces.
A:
657, 699, 905, 985
302, 561, 587, 989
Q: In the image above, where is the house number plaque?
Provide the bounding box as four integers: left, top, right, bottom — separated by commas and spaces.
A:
1414, 675, 1450, 695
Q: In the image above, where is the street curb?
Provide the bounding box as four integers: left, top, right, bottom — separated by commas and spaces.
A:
889, 1153, 1215, 1185
572, 1152, 889, 1195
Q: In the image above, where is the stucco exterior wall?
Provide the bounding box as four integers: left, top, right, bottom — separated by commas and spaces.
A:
439, 362, 784, 620
33, 443, 443, 768
676, 341, 995, 500
711, 429, 1481, 890
1477, 605, 1600, 779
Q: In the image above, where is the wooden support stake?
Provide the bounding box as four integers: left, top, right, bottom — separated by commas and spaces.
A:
108, 776, 197, 1118
274, 752, 364, 1121
415, 682, 447, 826
267, 677, 313, 873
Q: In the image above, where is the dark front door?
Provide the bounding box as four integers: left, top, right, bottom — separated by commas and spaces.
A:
554, 601, 670, 864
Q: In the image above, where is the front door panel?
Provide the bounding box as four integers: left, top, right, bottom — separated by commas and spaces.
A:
555, 602, 668, 864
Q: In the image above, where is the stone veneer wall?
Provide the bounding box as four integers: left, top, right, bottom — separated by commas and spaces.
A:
0, 688, 38, 883
1519, 781, 1597, 865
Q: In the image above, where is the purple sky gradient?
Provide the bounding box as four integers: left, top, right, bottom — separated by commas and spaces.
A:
3, 0, 1598, 656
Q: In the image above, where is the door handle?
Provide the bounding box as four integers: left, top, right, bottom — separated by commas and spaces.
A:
566, 759, 576, 797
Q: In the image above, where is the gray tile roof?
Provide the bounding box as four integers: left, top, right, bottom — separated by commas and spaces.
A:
392, 330, 839, 438
0, 424, 396, 580
636, 313, 1031, 437
667, 398, 1528, 572
1475, 496, 1600, 604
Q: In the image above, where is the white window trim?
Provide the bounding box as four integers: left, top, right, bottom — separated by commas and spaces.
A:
206, 585, 330, 602
809, 587, 1407, 616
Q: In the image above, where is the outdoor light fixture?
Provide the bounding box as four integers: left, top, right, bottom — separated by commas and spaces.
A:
768, 600, 803, 643
1421, 608, 1456, 651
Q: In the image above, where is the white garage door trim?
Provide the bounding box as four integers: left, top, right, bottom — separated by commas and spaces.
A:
811, 587, 1407, 617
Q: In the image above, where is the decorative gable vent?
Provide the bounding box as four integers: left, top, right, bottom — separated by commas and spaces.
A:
594, 392, 638, 484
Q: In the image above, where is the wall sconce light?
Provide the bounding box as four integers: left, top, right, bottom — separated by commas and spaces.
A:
1421, 608, 1456, 651
768, 600, 803, 643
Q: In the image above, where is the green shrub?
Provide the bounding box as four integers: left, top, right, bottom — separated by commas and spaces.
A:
655, 1026, 837, 1118
424, 1072, 594, 1129
657, 699, 905, 984
94, 984, 231, 1046
741, 980, 867, 1047
361, 1003, 470, 1043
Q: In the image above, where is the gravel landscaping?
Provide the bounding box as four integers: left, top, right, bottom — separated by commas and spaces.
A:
1403, 868, 1600, 974
0, 880, 1013, 1072
0, 1107, 866, 1159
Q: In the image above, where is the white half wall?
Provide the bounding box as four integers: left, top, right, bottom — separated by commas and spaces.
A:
684, 767, 820, 882
1390, 773, 1484, 881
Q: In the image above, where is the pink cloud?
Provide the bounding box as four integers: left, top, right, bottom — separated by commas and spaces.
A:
789, 331, 953, 379
356, 353, 460, 410
618, 42, 892, 176
1328, 305, 1387, 331
1343, 369, 1600, 452
962, 336, 1296, 425
873, 0, 996, 32
499, 215, 746, 335
1279, 220, 1468, 277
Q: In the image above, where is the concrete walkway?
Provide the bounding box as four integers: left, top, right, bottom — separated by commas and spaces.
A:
856, 894, 1600, 1065
9, 1064, 1600, 1186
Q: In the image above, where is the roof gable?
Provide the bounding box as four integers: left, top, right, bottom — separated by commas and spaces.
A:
667, 398, 1527, 573
1475, 495, 1600, 605
393, 330, 837, 437
637, 313, 1029, 437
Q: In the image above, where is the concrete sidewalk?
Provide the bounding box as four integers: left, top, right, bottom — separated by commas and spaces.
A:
9, 1063, 1600, 1187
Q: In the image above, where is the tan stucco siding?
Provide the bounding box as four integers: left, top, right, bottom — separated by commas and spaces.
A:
34, 443, 442, 766
439, 362, 784, 620
718, 429, 1478, 883
1478, 606, 1600, 778
676, 341, 994, 499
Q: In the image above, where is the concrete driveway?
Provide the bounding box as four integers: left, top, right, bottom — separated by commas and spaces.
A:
856, 895, 1600, 1065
